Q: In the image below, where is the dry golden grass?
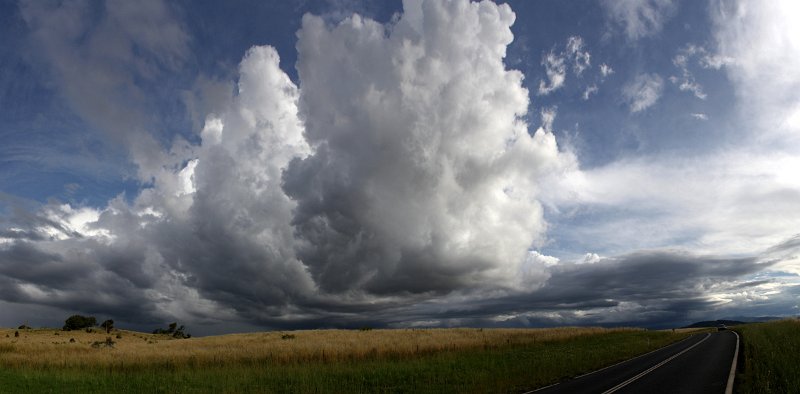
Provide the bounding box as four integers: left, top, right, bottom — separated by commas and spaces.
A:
0, 326, 642, 368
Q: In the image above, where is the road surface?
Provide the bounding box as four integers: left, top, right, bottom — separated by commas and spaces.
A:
529, 331, 739, 394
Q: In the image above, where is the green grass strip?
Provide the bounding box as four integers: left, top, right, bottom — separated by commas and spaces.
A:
735, 319, 800, 393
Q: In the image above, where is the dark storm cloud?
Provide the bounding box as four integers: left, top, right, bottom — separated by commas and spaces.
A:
0, 241, 159, 325
213, 249, 778, 329
358, 250, 776, 328
732, 279, 773, 289
0, 229, 46, 242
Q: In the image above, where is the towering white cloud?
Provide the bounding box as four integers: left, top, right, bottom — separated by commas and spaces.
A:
1, 0, 576, 329
0, 45, 317, 327
288, 0, 573, 295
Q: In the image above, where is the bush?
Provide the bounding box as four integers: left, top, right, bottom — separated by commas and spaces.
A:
63, 315, 97, 331
17, 324, 31, 330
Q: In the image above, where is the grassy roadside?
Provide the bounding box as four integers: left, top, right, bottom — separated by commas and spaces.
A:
0, 327, 688, 393
734, 319, 800, 393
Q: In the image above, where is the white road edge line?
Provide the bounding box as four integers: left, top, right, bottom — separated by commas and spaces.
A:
601, 332, 712, 394
572, 333, 696, 380
523, 333, 698, 394
725, 331, 740, 394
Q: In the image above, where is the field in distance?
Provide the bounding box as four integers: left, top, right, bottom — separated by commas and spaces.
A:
0, 326, 689, 393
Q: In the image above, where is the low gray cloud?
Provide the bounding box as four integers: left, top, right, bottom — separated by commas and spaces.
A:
383, 249, 780, 329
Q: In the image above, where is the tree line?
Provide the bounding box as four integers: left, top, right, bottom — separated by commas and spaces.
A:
60, 314, 190, 338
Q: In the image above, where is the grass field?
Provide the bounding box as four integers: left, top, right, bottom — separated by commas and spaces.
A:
734, 319, 800, 393
0, 326, 689, 393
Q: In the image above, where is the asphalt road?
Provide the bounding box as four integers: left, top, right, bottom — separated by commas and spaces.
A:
530, 331, 739, 394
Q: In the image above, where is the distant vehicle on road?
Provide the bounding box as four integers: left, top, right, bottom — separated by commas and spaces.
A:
717, 324, 727, 331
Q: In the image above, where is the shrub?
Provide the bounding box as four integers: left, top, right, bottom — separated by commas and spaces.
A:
14, 331, 19, 337
63, 315, 97, 331
281, 334, 295, 340
17, 324, 31, 330
91, 337, 115, 349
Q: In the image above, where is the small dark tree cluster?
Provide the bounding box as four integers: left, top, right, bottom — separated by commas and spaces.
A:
100, 319, 114, 334
153, 322, 191, 338
63, 315, 97, 331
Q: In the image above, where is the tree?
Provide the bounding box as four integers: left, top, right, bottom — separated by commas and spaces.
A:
63, 315, 97, 331
100, 319, 114, 334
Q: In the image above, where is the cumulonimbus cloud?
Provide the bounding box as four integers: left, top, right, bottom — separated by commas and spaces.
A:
1, 0, 576, 329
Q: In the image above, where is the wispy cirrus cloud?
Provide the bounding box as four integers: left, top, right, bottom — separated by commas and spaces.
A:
710, 0, 800, 141
622, 73, 663, 112
538, 36, 591, 95
599, 63, 614, 78
601, 0, 677, 42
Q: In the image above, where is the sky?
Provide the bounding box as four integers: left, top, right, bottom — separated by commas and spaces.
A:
1, 0, 799, 335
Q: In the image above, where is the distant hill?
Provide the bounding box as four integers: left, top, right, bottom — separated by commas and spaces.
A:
682, 316, 789, 329
721, 316, 786, 323
682, 319, 747, 329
